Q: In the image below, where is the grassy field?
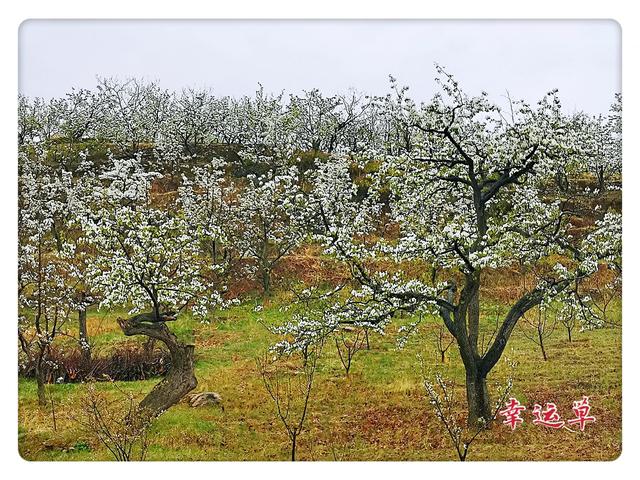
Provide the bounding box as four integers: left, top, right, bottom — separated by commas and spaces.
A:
18, 299, 621, 461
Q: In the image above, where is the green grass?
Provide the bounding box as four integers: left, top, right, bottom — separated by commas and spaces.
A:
18, 301, 621, 461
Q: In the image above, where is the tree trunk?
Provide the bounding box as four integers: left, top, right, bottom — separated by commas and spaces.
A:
465, 370, 491, 427
35, 348, 47, 407
454, 276, 492, 426
555, 170, 569, 193
118, 314, 197, 420
291, 433, 297, 461
78, 308, 91, 369
261, 266, 271, 296
597, 167, 606, 193
468, 286, 480, 353
538, 327, 548, 361
567, 327, 572, 342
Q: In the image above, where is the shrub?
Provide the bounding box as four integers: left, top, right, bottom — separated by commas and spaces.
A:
74, 382, 152, 461
18, 341, 171, 383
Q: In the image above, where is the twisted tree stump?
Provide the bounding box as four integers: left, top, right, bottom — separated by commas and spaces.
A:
117, 313, 197, 420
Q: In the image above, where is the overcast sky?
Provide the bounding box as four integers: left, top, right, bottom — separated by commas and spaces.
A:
19, 19, 620, 115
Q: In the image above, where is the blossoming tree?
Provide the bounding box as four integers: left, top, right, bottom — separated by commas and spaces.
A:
82, 154, 232, 418
294, 69, 622, 424
236, 167, 311, 295
18, 149, 83, 405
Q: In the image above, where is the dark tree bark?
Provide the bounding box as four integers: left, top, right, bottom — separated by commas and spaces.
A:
555, 170, 569, 193
260, 264, 272, 296
117, 313, 197, 420
78, 308, 91, 369
597, 166, 606, 193
465, 369, 491, 426
18, 329, 47, 405
291, 433, 297, 461
439, 273, 558, 426
34, 347, 47, 407
538, 327, 548, 361
440, 275, 493, 426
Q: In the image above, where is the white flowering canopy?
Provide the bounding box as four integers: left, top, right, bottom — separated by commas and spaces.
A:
279, 68, 621, 374
18, 148, 82, 344
81, 155, 232, 322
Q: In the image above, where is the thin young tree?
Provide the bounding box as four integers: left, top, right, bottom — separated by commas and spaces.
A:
423, 365, 514, 461
580, 265, 621, 327
334, 325, 367, 376
258, 340, 322, 461
557, 301, 578, 342
75, 381, 152, 461
433, 324, 455, 364
519, 306, 556, 361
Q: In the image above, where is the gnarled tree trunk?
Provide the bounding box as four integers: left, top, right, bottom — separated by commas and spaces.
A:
118, 314, 197, 419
